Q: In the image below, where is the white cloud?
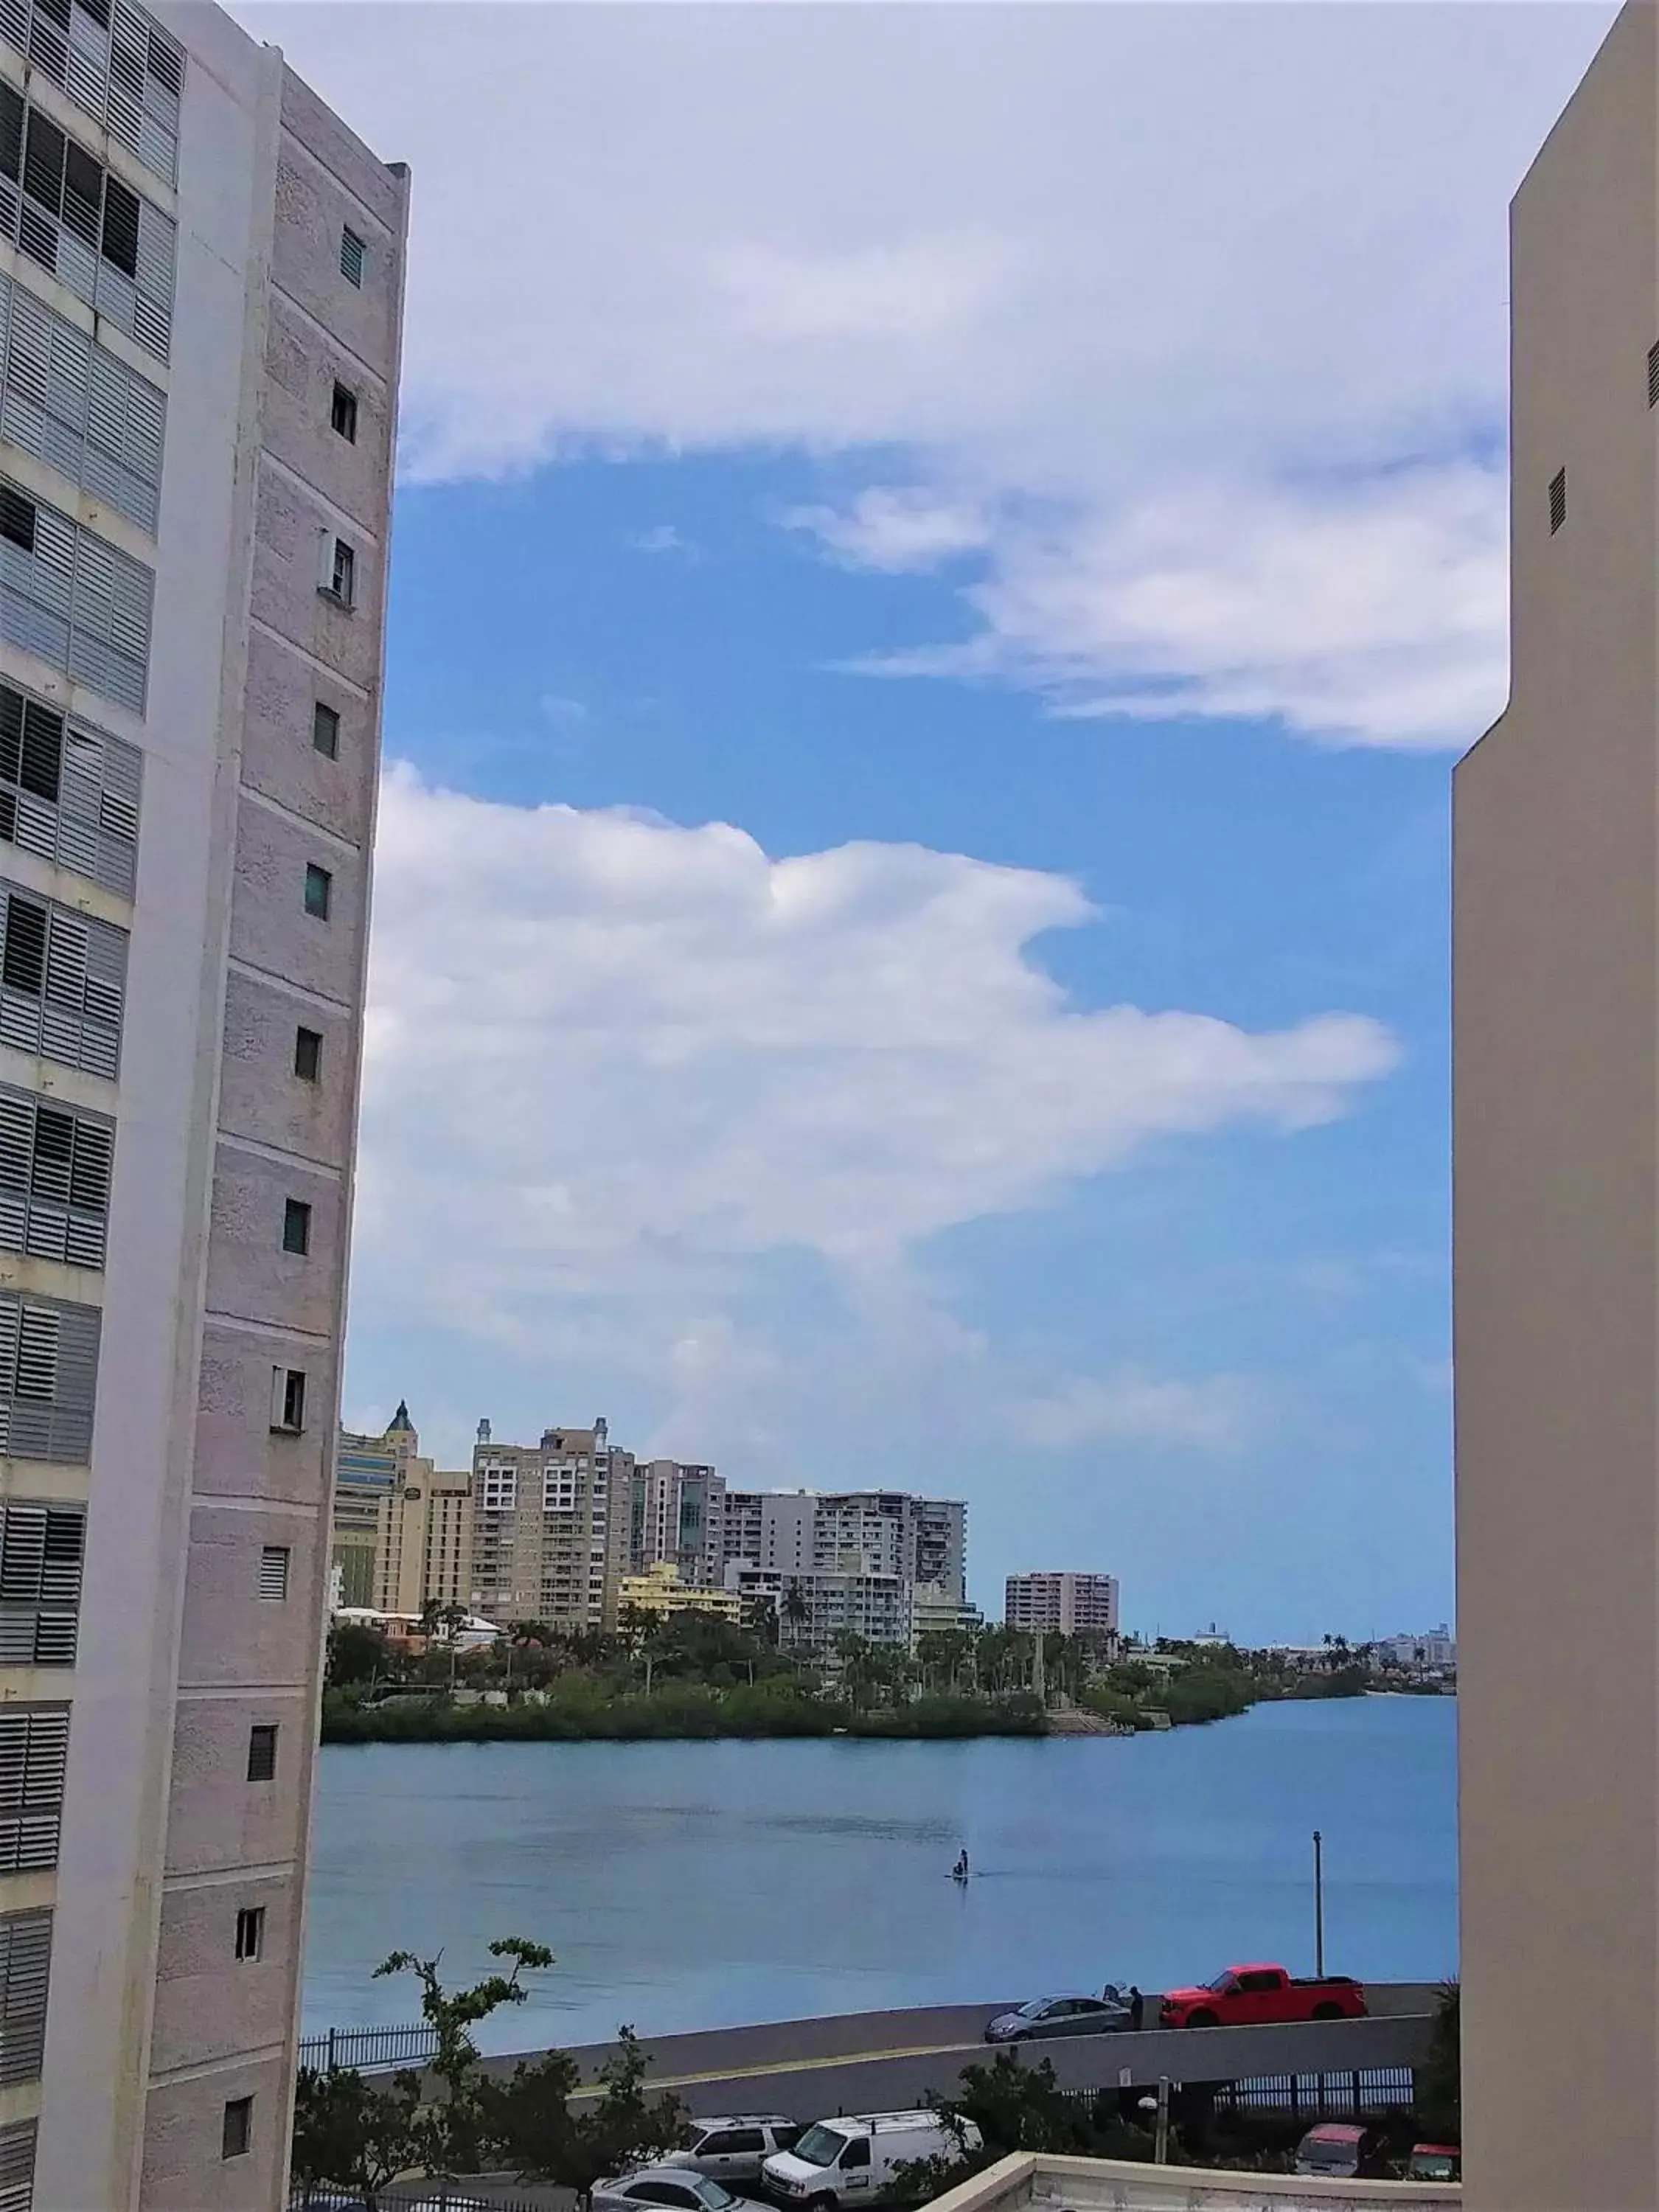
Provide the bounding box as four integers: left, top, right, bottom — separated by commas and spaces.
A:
786, 487, 991, 574
842, 463, 1509, 748
1019, 1369, 1263, 1453
354, 769, 1397, 1390
627, 524, 698, 557
243, 1, 1613, 744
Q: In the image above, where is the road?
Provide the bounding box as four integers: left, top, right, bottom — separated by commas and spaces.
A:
469, 1985, 1442, 2120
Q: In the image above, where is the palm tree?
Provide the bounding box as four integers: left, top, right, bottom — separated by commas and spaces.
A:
781, 1581, 811, 1642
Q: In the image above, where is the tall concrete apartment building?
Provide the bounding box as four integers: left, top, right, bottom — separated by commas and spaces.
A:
1453, 7, 1658, 2205
629, 1456, 725, 1585
1004, 1571, 1119, 1640
470, 1418, 632, 1632
0, 4, 407, 2205
719, 1488, 967, 1603
331, 1403, 472, 1615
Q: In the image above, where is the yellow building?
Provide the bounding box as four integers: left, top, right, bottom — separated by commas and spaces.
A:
617, 1562, 744, 1624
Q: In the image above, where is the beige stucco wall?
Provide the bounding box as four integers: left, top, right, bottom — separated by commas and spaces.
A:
1453, 7, 1659, 2208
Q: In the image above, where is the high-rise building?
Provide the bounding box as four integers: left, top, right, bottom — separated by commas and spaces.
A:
629, 1457, 726, 1585
470, 1418, 632, 1633
719, 1487, 967, 1606
331, 1423, 399, 1610
721, 1562, 913, 1650
1004, 1571, 1120, 1640
1453, 8, 1655, 2206
0, 7, 408, 2205
10, 10, 408, 2202
330, 1403, 473, 1617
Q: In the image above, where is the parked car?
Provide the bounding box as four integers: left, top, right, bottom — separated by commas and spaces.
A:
663, 2115, 804, 2183
1293, 2124, 1388, 2179
593, 2165, 769, 2212
983, 1993, 1133, 2042
1406, 2143, 1462, 2182
1159, 1963, 1367, 2028
762, 2110, 982, 2208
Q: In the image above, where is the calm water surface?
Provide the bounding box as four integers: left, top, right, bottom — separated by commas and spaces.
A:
303, 1694, 1455, 2050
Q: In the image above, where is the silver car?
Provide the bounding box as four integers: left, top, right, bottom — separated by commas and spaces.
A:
663, 2115, 804, 2183
983, 1992, 1133, 2042
592, 2166, 771, 2212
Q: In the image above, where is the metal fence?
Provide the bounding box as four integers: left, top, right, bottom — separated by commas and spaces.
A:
290, 2193, 549, 2211
1210, 2066, 1417, 2117
297, 2023, 440, 2074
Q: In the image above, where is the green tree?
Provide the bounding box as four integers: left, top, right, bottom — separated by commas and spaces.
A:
290, 2065, 427, 2211
372, 1936, 554, 2174
325, 1620, 392, 1690
1416, 1980, 1461, 2143
486, 2025, 687, 2209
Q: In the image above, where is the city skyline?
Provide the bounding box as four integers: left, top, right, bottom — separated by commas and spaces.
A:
229, 2, 1621, 1644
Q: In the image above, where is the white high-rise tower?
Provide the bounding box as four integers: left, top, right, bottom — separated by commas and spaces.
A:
0, 4, 406, 2205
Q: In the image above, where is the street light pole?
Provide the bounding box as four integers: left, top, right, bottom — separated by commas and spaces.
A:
1313, 1829, 1325, 1978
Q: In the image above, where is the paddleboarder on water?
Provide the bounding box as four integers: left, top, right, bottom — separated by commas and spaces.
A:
952, 1849, 970, 1883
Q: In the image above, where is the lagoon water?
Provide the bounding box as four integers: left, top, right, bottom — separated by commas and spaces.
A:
302, 1694, 1455, 2052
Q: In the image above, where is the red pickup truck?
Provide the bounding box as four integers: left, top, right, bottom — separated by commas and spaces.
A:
1160, 1964, 1368, 2028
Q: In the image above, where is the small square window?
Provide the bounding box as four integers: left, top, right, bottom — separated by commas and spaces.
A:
259, 1546, 291, 1602
331, 382, 358, 442
222, 2096, 253, 2159
304, 863, 332, 919
340, 226, 365, 287
246, 1724, 277, 1783
313, 702, 340, 759
271, 1366, 306, 1433
1549, 467, 1567, 535
282, 1199, 311, 1256
234, 1905, 265, 1961
294, 1026, 322, 1082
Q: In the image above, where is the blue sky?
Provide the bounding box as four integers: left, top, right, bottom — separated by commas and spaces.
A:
248, 1, 1618, 1641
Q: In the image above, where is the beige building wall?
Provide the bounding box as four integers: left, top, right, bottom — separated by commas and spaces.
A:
380, 1466, 473, 1615
1453, 8, 1659, 2208
471, 1421, 630, 1632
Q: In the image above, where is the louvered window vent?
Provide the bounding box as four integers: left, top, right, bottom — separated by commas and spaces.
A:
0, 0, 182, 185
0, 678, 140, 897
0, 79, 175, 360
0, 1079, 114, 1269
0, 474, 153, 714
0, 271, 164, 532
0, 877, 126, 1078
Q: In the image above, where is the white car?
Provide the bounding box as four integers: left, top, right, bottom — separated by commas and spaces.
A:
663, 2115, 805, 2183
591, 2165, 771, 2212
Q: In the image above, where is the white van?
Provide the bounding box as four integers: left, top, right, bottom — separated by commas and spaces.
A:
761, 2110, 982, 2209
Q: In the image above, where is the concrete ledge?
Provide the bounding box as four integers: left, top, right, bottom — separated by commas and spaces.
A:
928, 2150, 1461, 2212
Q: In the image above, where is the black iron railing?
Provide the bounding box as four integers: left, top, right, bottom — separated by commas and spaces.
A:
296, 2022, 439, 2074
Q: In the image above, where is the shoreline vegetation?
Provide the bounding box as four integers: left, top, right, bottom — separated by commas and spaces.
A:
321, 1614, 1417, 1746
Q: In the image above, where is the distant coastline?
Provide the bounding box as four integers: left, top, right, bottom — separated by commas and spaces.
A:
316, 1672, 1414, 1747
320, 1687, 1048, 1745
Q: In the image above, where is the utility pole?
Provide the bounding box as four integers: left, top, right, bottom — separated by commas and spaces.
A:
1032, 1629, 1046, 1708
1313, 1829, 1325, 1978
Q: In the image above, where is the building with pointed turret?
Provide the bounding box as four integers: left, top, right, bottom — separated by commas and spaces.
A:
330, 1403, 471, 1617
